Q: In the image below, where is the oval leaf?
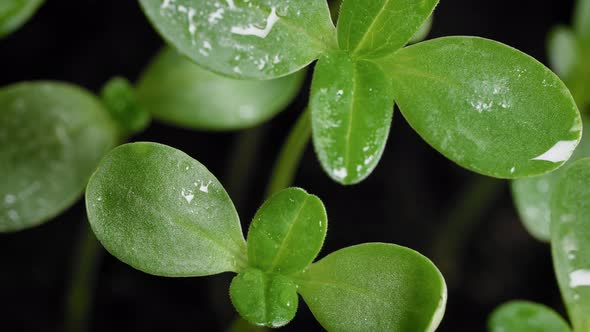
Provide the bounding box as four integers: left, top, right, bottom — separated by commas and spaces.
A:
547, 26, 578, 79
310, 51, 394, 184
296, 243, 447, 332
86, 142, 247, 277
379, 36, 581, 178
0, 82, 119, 232
512, 116, 590, 242
551, 157, 590, 331
230, 268, 298, 328
139, 0, 336, 79
337, 0, 438, 59
488, 301, 571, 332
246, 188, 326, 275
0, 0, 43, 38
136, 47, 305, 130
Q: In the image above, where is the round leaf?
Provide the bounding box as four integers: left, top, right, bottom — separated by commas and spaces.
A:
86, 142, 247, 277
512, 116, 590, 242
139, 0, 336, 79
488, 301, 571, 332
0, 82, 119, 232
136, 47, 305, 130
230, 268, 298, 328
0, 0, 43, 38
380, 37, 582, 179
551, 157, 590, 331
246, 188, 327, 275
296, 243, 447, 332
337, 0, 438, 59
310, 51, 394, 184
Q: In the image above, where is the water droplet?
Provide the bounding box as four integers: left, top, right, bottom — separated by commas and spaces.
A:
231, 7, 279, 39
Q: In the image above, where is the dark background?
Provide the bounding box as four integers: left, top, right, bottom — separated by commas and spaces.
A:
0, 0, 576, 331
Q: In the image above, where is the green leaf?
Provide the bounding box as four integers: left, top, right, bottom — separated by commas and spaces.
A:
86, 142, 247, 277
135, 47, 305, 130
246, 188, 326, 275
551, 157, 590, 331
409, 14, 433, 45
138, 0, 336, 79
547, 26, 578, 79
574, 0, 590, 43
337, 0, 438, 59
310, 50, 394, 184
296, 243, 447, 332
379, 36, 582, 179
101, 77, 151, 135
512, 115, 590, 242
488, 301, 571, 332
0, 82, 119, 232
230, 268, 298, 328
0, 0, 43, 38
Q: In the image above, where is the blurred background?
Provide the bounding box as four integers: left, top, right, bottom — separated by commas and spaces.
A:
0, 0, 578, 331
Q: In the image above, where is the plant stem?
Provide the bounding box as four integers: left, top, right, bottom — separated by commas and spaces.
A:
64, 221, 103, 332
265, 108, 312, 197
430, 175, 505, 287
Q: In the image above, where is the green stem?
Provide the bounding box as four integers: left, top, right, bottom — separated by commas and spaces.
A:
265, 108, 312, 197
64, 221, 103, 332
430, 175, 505, 286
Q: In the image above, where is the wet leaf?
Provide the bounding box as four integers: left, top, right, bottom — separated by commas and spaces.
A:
86, 142, 247, 276
230, 268, 298, 328
379, 37, 581, 179
551, 157, 590, 331
139, 0, 336, 79
488, 301, 571, 332
0, 0, 43, 38
296, 243, 447, 332
512, 116, 590, 242
310, 50, 394, 184
0, 82, 119, 232
337, 0, 438, 59
136, 47, 305, 130
246, 188, 327, 275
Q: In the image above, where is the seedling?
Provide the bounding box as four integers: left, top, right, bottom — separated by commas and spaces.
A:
140, 0, 581, 184
489, 157, 590, 332
85, 142, 447, 330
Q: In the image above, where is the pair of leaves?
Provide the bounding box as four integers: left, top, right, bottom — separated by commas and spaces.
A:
86, 142, 447, 331
140, 0, 582, 185
0, 82, 120, 232
0, 0, 43, 38
135, 47, 305, 130
490, 158, 590, 332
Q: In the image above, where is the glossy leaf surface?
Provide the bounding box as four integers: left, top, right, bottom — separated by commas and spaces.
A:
551, 158, 590, 331
381, 37, 581, 179
310, 51, 394, 184
139, 0, 336, 79
488, 301, 571, 332
296, 243, 447, 332
0, 0, 43, 38
86, 142, 246, 276
230, 269, 298, 328
136, 47, 305, 130
337, 0, 438, 59
247, 188, 326, 275
512, 117, 590, 242
0, 82, 119, 232
547, 26, 578, 79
